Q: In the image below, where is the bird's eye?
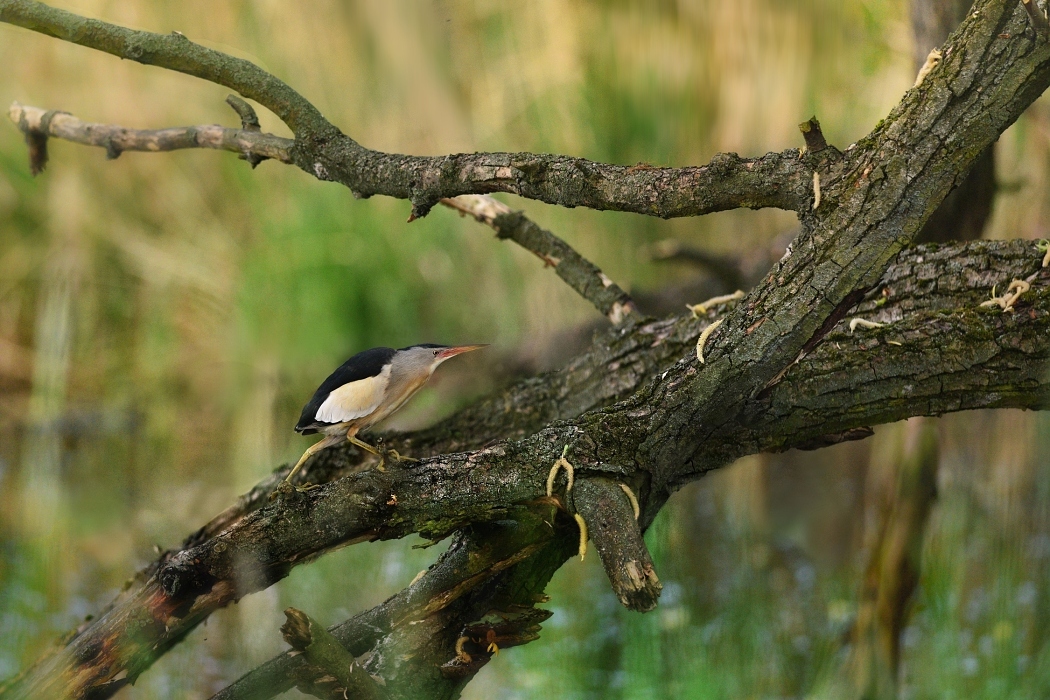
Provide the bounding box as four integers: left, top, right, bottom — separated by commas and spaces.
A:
434, 350, 440, 356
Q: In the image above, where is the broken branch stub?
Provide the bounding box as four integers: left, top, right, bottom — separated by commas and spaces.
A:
281, 608, 385, 700
572, 477, 662, 612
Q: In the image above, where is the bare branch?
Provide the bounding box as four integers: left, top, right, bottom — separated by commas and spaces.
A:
441, 195, 638, 323
8, 104, 633, 325
798, 116, 829, 153
0, 1, 812, 219
0, 0, 330, 135
8, 102, 293, 163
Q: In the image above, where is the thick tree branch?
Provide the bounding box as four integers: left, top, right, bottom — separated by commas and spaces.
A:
0, 0, 811, 218
279, 608, 385, 700
572, 477, 661, 612
5, 236, 1047, 700
213, 511, 573, 700
212, 239, 1050, 698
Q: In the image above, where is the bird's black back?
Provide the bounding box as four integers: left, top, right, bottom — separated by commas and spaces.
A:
295, 346, 397, 433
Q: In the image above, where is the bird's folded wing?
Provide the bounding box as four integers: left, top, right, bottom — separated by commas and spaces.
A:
314, 366, 391, 423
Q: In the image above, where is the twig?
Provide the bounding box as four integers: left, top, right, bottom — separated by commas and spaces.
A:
9, 102, 293, 165
6, 106, 632, 326
224, 95, 265, 167
441, 196, 638, 324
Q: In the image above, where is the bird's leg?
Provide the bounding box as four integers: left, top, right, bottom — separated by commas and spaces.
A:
364, 436, 419, 467
378, 437, 419, 464
347, 434, 380, 456
285, 434, 343, 485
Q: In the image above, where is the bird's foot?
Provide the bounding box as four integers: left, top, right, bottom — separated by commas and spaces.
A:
269, 479, 317, 501
374, 438, 418, 466
545, 445, 574, 497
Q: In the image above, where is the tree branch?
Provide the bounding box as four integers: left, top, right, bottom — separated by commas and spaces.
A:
279, 608, 385, 700
8, 102, 293, 165
0, 0, 330, 135
7, 102, 636, 325
3, 0, 1050, 696
441, 195, 638, 323
572, 477, 661, 612
0, 0, 812, 219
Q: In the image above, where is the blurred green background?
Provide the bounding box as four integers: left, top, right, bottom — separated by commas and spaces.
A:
1, 1, 1049, 698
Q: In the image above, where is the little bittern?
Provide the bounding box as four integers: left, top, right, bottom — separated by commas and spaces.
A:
285, 344, 487, 484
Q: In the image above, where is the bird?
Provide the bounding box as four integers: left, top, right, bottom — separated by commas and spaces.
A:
284, 343, 487, 485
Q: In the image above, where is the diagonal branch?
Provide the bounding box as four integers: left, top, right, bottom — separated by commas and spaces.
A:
441, 195, 638, 323
0, 0, 329, 135
0, 0, 812, 219
212, 243, 1049, 700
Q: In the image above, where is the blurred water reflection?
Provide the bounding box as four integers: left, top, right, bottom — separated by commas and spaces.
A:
1, 1, 1049, 698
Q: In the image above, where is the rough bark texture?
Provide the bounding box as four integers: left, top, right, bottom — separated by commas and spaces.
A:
837, 4, 995, 696
1, 1, 1049, 698
912, 0, 998, 244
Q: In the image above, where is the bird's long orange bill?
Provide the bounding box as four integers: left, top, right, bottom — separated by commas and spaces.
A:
437, 344, 488, 359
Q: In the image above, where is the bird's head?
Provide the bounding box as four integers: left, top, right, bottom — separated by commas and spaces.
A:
397, 343, 488, 376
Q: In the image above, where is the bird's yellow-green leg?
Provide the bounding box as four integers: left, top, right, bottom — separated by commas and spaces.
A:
351, 435, 419, 467
285, 434, 343, 485
348, 434, 381, 456
545, 445, 574, 497
386, 449, 419, 463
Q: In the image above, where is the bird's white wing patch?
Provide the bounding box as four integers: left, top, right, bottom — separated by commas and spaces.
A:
315, 365, 390, 423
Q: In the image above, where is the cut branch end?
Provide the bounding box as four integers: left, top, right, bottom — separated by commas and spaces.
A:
573, 478, 662, 612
